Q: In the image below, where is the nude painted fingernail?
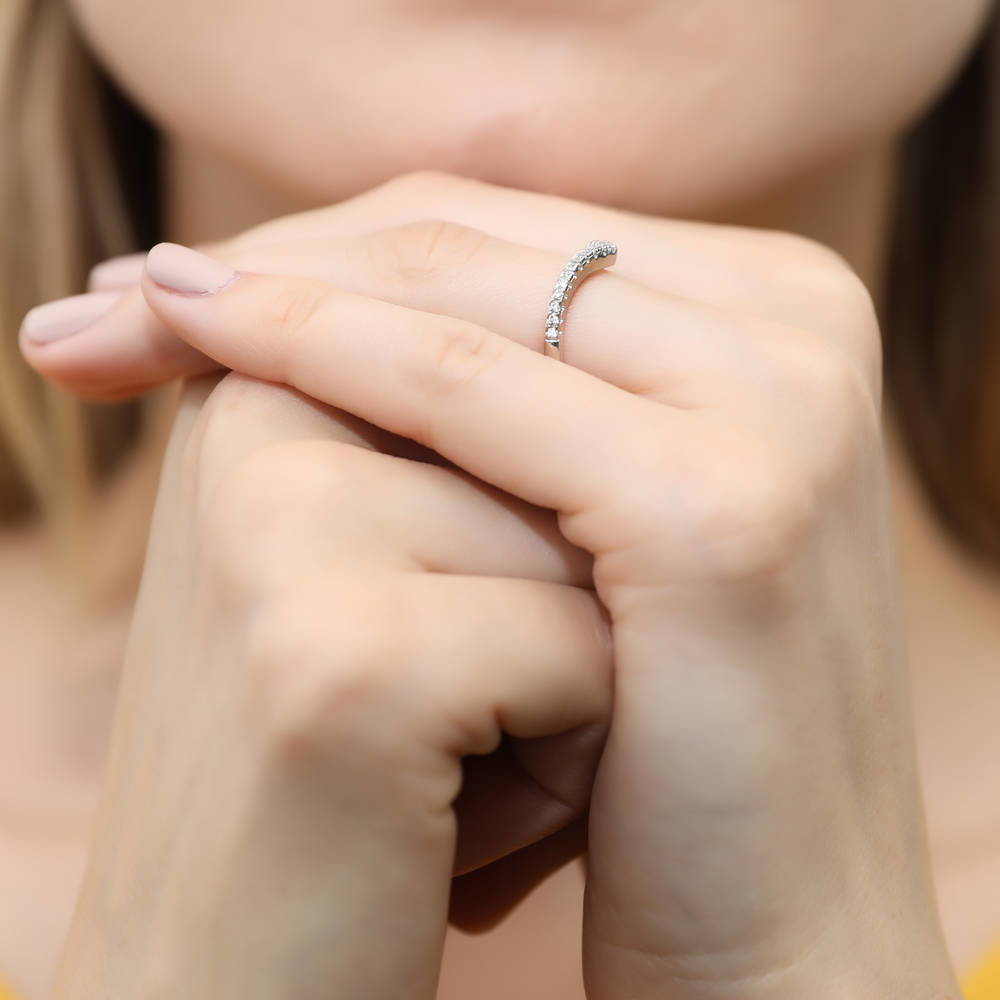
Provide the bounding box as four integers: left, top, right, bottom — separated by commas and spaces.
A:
88, 252, 146, 290
20, 291, 123, 345
145, 242, 237, 295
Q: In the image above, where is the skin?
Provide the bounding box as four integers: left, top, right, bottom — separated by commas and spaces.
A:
30, 193, 960, 1000
51, 359, 615, 1000
3, 0, 1000, 996
66, 0, 989, 218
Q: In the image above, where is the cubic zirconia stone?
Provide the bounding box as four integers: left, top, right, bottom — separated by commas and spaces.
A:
543, 240, 617, 352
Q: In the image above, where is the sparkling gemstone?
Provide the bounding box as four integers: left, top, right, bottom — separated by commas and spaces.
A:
544, 242, 617, 337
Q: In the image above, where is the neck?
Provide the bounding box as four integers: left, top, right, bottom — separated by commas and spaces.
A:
702, 141, 899, 307
0, 392, 172, 823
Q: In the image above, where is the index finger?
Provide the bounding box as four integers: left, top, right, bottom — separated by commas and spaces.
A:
139, 245, 671, 527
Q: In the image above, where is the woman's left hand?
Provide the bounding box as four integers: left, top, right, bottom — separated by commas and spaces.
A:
23, 171, 962, 999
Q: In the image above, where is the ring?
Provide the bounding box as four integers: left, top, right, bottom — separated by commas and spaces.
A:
544, 239, 618, 361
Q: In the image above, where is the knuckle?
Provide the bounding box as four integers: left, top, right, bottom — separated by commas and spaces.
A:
818, 260, 877, 318
374, 169, 472, 205
800, 247, 874, 314
793, 340, 874, 413
378, 218, 492, 281
610, 429, 818, 587
628, 342, 880, 586
175, 372, 267, 490
804, 264, 882, 360
198, 371, 276, 436
420, 320, 504, 400
244, 575, 408, 757
197, 439, 370, 604
828, 276, 883, 388
761, 233, 883, 383
759, 229, 856, 279
781, 339, 880, 471
213, 438, 363, 522
265, 278, 331, 346
682, 442, 817, 583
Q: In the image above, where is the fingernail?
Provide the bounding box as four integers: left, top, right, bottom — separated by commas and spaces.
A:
20, 291, 122, 345
145, 242, 238, 295
88, 252, 146, 291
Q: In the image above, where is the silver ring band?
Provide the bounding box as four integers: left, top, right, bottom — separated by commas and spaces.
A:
543, 239, 618, 361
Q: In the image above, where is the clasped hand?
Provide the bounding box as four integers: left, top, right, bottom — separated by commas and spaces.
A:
23, 171, 961, 1000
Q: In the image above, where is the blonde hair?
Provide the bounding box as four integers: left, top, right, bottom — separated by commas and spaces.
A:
0, 0, 151, 548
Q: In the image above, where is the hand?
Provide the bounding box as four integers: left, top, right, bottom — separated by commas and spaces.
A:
24, 171, 961, 999
48, 370, 613, 1000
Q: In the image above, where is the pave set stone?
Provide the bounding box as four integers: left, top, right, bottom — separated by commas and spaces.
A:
545, 239, 618, 345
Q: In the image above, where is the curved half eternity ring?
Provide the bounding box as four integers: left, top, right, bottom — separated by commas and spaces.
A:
543, 239, 618, 361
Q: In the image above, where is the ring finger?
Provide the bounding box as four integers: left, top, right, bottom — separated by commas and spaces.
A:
23, 224, 805, 405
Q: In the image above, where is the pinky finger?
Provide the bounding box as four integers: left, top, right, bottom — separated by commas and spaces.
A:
250, 571, 612, 870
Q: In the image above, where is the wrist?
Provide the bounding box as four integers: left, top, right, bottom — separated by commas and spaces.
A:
769, 922, 962, 1000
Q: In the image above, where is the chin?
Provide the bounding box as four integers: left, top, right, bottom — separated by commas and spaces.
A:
207, 86, 861, 223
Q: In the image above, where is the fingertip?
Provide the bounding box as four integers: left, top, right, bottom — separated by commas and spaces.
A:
19, 291, 124, 352
19, 283, 216, 401
87, 252, 147, 291
143, 242, 239, 297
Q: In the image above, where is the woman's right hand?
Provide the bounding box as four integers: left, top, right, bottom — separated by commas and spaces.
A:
52, 372, 612, 1000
